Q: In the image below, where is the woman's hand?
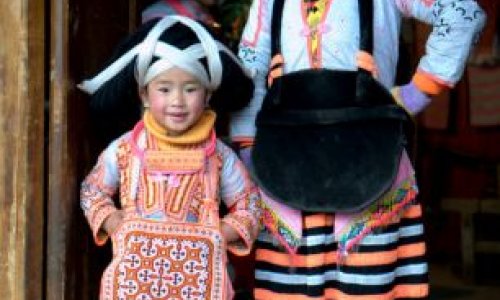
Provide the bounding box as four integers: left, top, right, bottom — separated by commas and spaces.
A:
102, 210, 125, 236
391, 81, 431, 116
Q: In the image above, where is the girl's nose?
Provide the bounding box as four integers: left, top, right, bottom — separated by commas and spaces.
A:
170, 89, 184, 106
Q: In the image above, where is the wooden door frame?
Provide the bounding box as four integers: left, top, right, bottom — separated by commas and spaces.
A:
47, 0, 81, 298
0, 0, 45, 299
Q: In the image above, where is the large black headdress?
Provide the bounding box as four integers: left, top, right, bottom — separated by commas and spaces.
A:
79, 16, 254, 138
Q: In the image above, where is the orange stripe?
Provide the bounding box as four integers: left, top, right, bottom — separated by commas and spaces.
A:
256, 249, 336, 267
401, 204, 422, 219
398, 242, 426, 258
412, 71, 448, 95
326, 288, 395, 300
394, 284, 429, 298
304, 214, 333, 228
344, 250, 398, 266
301, 204, 422, 230
257, 240, 424, 268
169, 175, 195, 213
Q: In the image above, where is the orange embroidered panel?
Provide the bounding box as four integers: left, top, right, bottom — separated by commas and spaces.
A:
101, 220, 225, 300
144, 149, 205, 173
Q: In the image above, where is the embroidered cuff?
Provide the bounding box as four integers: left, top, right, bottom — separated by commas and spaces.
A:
221, 213, 257, 256
90, 205, 117, 246
412, 70, 450, 96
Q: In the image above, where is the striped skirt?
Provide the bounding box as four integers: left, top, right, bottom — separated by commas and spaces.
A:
254, 204, 429, 299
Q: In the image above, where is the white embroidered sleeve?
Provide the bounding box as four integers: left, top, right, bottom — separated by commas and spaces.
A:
396, 0, 485, 85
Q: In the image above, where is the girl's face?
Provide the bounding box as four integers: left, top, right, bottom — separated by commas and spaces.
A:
141, 67, 208, 136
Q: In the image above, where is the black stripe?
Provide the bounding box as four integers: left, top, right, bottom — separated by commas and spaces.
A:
256, 261, 399, 275
356, 240, 399, 252
256, 277, 400, 296
398, 255, 427, 266
400, 215, 423, 227
256, 275, 428, 297
303, 226, 333, 236
395, 274, 429, 285
256, 238, 338, 255
256, 256, 427, 277
399, 233, 426, 246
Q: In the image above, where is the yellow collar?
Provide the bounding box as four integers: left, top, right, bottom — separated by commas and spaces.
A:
143, 110, 216, 145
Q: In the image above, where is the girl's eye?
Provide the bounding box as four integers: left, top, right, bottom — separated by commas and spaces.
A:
185, 86, 200, 93
158, 87, 170, 93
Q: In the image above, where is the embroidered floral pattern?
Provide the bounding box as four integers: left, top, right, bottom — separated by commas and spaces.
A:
336, 175, 419, 257
261, 201, 302, 253
239, 44, 258, 64
433, 0, 485, 37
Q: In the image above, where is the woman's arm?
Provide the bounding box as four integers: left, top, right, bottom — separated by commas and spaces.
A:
396, 0, 486, 94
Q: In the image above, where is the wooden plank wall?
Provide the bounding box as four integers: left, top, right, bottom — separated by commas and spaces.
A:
0, 1, 45, 299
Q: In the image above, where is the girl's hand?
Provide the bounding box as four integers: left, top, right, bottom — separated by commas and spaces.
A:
221, 222, 240, 243
102, 210, 125, 235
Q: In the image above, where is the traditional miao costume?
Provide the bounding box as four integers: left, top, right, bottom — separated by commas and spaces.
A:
230, 0, 485, 299
79, 16, 259, 300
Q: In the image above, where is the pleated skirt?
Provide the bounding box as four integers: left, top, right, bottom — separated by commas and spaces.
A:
254, 204, 429, 299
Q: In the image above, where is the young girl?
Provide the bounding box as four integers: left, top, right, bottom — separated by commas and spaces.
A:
78, 16, 260, 300
231, 0, 485, 299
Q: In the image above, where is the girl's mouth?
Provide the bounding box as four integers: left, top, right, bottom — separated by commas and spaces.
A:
167, 112, 188, 122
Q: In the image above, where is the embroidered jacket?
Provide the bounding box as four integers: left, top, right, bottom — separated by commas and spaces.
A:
80, 122, 261, 257
230, 0, 485, 138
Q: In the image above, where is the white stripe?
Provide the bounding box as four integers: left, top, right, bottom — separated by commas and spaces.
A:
256, 270, 393, 286
396, 263, 428, 276
359, 224, 424, 245
358, 231, 398, 246
399, 224, 424, 238
304, 233, 335, 246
